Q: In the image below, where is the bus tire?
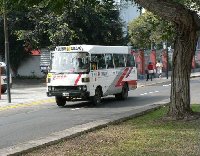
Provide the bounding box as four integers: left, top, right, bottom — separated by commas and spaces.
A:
92, 87, 102, 105
115, 83, 128, 100
55, 96, 66, 107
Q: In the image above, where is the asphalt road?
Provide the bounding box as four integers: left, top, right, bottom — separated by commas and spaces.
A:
0, 78, 199, 151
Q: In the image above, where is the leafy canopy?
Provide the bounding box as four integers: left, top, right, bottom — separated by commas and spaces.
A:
128, 11, 175, 49
0, 0, 125, 74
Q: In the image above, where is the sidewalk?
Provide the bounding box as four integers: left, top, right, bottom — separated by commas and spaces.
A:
138, 71, 200, 87
137, 76, 171, 87
0, 79, 54, 108
0, 72, 199, 108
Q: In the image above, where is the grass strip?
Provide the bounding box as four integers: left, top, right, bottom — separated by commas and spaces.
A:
24, 104, 200, 156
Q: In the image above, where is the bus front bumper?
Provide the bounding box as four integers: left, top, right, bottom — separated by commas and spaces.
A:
47, 90, 90, 99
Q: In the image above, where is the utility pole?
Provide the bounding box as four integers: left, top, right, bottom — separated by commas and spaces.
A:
3, 0, 11, 103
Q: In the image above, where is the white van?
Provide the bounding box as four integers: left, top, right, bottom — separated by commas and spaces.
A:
0, 62, 12, 94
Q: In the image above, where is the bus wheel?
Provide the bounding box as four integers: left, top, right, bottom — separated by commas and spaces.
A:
92, 88, 102, 105
55, 96, 66, 107
115, 84, 128, 100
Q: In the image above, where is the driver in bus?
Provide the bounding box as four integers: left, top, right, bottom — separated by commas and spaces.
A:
74, 58, 83, 69
77, 58, 83, 67
73, 56, 90, 72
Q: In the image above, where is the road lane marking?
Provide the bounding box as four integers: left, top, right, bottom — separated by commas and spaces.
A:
0, 98, 55, 111
140, 90, 160, 96
71, 108, 81, 111
163, 84, 171, 87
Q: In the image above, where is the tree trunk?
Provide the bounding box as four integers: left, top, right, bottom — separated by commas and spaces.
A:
134, 0, 200, 120
168, 21, 197, 119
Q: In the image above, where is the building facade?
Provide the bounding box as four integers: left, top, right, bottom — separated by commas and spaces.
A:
115, 0, 141, 35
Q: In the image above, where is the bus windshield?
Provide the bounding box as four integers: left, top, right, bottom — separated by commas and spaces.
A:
50, 52, 90, 73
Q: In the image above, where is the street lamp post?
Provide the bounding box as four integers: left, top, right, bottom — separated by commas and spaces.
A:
3, 0, 11, 103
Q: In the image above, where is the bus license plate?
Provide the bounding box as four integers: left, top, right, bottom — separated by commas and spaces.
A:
63, 92, 69, 96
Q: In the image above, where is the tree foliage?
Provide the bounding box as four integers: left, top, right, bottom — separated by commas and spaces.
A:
0, 0, 125, 74
128, 11, 175, 49
0, 11, 30, 74
19, 0, 125, 48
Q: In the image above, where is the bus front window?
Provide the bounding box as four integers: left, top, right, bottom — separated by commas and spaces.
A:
50, 52, 89, 73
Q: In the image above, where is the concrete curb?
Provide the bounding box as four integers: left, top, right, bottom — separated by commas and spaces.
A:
0, 99, 170, 156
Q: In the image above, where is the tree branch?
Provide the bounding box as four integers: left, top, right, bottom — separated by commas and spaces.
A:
134, 0, 200, 29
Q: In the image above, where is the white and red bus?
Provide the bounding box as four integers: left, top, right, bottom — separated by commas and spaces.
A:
46, 45, 137, 106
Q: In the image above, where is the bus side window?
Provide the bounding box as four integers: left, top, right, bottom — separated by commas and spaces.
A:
114, 54, 125, 68
105, 54, 114, 69
126, 54, 135, 67
91, 54, 106, 70
119, 54, 125, 67
113, 54, 119, 67
97, 54, 106, 69
125, 54, 131, 67
91, 54, 97, 70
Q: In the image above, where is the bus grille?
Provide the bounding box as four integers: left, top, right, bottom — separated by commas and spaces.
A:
53, 86, 79, 91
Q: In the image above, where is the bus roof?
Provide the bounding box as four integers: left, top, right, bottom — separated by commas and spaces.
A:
54, 45, 131, 54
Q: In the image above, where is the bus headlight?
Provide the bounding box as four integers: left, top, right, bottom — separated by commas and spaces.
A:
82, 85, 87, 91
78, 86, 82, 90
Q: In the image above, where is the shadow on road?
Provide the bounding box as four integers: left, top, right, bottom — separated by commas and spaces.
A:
60, 95, 169, 109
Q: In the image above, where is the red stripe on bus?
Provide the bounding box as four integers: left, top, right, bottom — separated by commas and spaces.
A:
125, 67, 133, 78
74, 74, 82, 86
115, 68, 129, 87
